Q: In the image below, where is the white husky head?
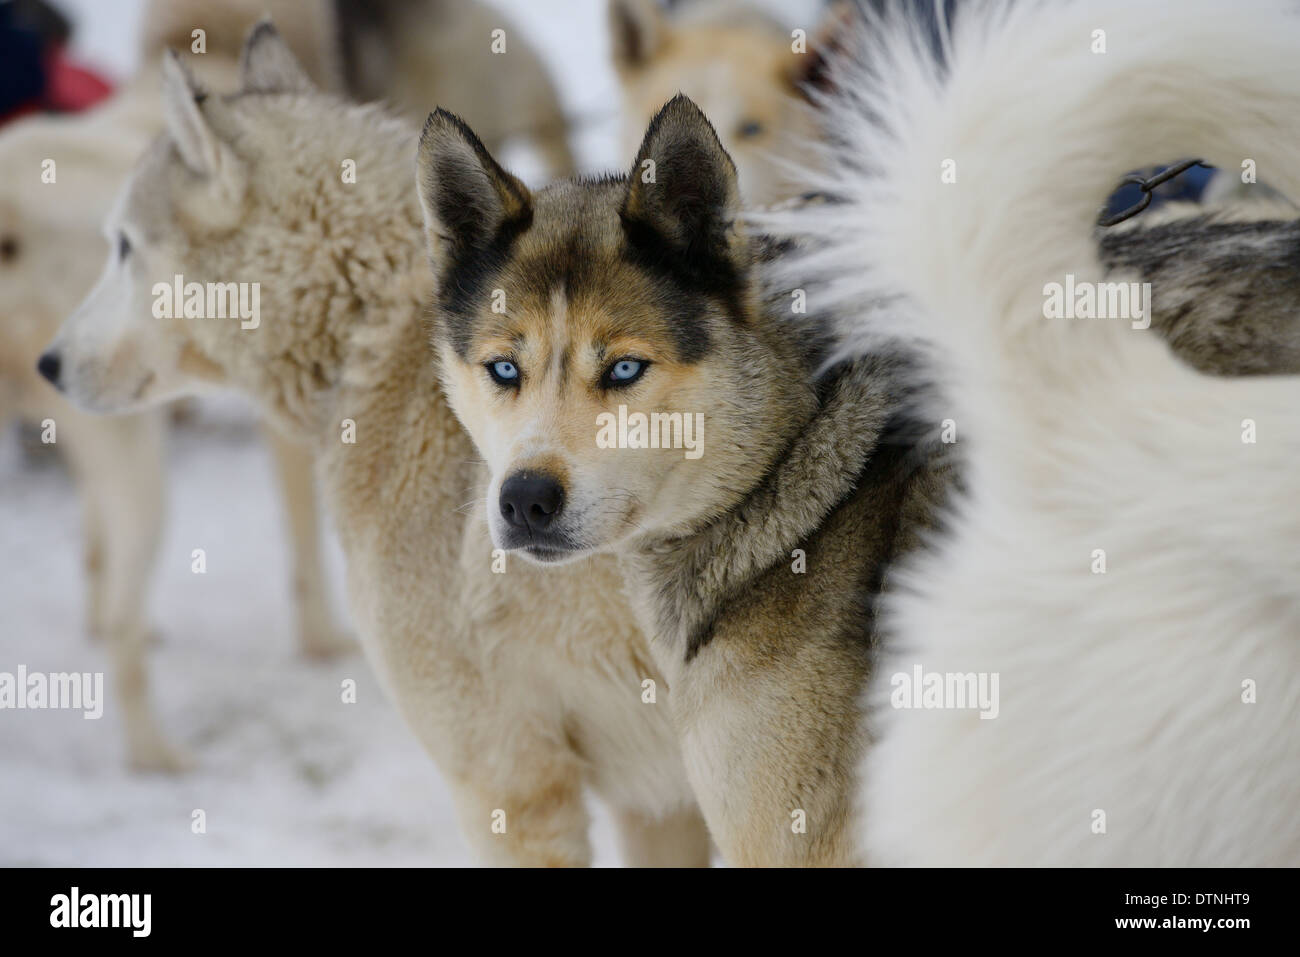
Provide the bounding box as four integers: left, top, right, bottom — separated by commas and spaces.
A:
41, 25, 314, 414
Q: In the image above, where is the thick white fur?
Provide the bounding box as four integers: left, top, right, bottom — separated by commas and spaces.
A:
792, 0, 1300, 864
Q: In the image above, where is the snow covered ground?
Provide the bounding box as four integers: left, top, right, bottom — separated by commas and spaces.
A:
0, 397, 631, 866
1, 0, 817, 867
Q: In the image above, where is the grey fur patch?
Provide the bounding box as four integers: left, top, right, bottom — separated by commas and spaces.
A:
627, 352, 948, 661
1100, 212, 1300, 375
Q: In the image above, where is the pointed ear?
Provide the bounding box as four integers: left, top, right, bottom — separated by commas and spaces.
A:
161, 50, 225, 176
416, 108, 532, 260
241, 19, 316, 95
608, 0, 667, 72
622, 94, 742, 266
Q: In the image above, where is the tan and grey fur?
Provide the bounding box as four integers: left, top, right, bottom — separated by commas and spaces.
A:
1099, 200, 1300, 376
1, 0, 349, 772
418, 92, 954, 865
45, 24, 705, 866
620, 361, 951, 866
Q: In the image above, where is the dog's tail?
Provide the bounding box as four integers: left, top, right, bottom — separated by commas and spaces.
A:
772, 0, 1300, 387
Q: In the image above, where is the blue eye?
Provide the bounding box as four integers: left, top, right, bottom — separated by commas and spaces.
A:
487, 359, 519, 385
606, 358, 646, 386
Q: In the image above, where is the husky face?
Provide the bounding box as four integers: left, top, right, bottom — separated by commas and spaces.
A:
41, 166, 191, 413
40, 52, 259, 414
608, 0, 841, 205
420, 97, 809, 564
42, 25, 340, 419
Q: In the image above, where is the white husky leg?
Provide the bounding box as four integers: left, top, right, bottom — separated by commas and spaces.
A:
81, 477, 108, 639
260, 423, 353, 659
61, 407, 187, 772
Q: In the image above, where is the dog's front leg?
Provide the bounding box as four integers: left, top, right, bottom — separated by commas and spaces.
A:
261, 424, 353, 659
444, 756, 592, 868
401, 689, 593, 867
664, 635, 866, 867
61, 408, 186, 772
357, 608, 593, 867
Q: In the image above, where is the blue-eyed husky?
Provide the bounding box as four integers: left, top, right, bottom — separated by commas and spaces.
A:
419, 1, 1300, 865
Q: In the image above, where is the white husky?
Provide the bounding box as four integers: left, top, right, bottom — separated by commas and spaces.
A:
783, 0, 1300, 864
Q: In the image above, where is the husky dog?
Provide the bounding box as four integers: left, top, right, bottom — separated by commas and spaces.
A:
608, 0, 847, 204
335, 0, 575, 178
417, 90, 956, 864
43, 24, 706, 866
778, 0, 1300, 864
2, 0, 349, 771
421, 25, 1300, 866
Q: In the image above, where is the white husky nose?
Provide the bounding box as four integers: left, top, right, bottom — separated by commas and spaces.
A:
36, 350, 61, 388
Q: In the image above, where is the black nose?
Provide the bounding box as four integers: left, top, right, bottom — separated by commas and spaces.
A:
36, 351, 61, 386
499, 472, 564, 532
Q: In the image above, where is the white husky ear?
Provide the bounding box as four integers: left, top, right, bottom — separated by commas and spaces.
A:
241, 19, 316, 94
161, 50, 225, 177
608, 0, 667, 72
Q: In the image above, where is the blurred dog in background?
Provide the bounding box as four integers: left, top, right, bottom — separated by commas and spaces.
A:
335, 0, 575, 178
608, 0, 846, 205
0, 0, 350, 771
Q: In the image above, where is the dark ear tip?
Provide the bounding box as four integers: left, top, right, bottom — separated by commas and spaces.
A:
242, 19, 280, 64
642, 92, 718, 145
420, 107, 468, 143
638, 92, 728, 166
419, 109, 503, 181
247, 17, 278, 41
659, 92, 705, 120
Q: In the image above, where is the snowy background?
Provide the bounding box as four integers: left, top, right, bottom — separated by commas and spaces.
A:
0, 0, 817, 867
